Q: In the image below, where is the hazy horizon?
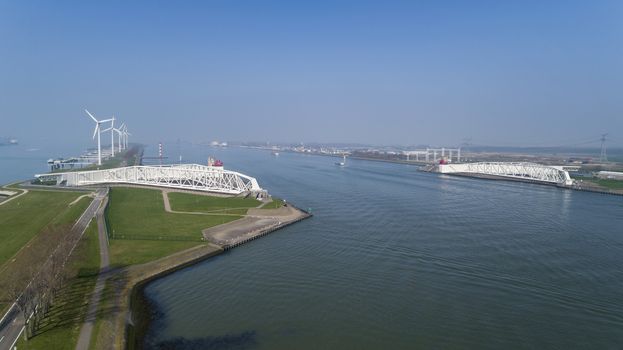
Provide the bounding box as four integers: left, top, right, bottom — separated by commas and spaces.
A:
1, 1, 622, 149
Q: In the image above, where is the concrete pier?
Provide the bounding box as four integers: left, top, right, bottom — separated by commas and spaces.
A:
202, 205, 312, 249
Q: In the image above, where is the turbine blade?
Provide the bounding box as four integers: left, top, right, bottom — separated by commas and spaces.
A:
85, 109, 98, 122
92, 125, 99, 139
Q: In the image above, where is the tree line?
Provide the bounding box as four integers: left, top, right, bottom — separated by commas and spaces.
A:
7, 222, 91, 339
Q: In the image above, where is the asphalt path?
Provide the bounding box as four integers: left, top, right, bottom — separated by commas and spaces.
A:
0, 188, 106, 350
75, 192, 110, 350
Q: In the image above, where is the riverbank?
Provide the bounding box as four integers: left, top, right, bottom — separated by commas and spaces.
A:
126, 204, 311, 349
89, 243, 223, 349
432, 171, 623, 196
88, 188, 311, 349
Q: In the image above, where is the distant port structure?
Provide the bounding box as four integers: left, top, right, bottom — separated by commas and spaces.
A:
403, 147, 462, 163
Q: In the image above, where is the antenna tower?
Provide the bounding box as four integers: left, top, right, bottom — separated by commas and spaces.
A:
159, 142, 163, 165
599, 133, 608, 162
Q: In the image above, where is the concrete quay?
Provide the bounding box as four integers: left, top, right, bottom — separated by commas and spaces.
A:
203, 205, 312, 249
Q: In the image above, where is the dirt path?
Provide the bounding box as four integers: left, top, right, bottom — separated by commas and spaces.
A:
162, 190, 260, 217
0, 187, 28, 206
69, 193, 95, 206
161, 190, 288, 219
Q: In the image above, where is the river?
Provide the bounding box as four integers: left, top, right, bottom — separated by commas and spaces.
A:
139, 146, 623, 349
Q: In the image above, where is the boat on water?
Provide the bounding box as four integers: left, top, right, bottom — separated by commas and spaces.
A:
335, 154, 346, 166
0, 138, 18, 146
272, 151, 279, 156
207, 156, 224, 168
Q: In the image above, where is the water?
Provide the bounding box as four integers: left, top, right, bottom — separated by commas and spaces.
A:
0, 142, 90, 185
140, 146, 623, 349
2, 144, 622, 348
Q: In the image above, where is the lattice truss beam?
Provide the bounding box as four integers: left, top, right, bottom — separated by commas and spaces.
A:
36, 164, 262, 195
445, 162, 573, 185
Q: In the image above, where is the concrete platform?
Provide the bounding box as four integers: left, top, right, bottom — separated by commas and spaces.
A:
203, 205, 311, 248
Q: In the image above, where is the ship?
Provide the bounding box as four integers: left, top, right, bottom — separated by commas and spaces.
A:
335, 154, 346, 166
0, 138, 18, 146
207, 156, 224, 168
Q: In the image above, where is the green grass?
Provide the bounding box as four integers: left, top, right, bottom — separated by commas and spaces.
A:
105, 187, 240, 267
592, 178, 623, 190
109, 240, 204, 268
0, 302, 7, 319
16, 219, 100, 350
106, 187, 241, 240
261, 197, 285, 209
573, 176, 623, 190
0, 190, 87, 266
168, 192, 261, 215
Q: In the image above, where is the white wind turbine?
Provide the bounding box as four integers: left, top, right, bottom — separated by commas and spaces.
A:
122, 124, 131, 149
102, 116, 117, 157
113, 122, 125, 153
85, 109, 114, 166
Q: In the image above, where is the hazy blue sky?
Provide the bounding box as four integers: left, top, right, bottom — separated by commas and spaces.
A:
1, 0, 622, 148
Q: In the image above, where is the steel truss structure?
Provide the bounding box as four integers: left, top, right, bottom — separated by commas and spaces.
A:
35, 164, 263, 195
438, 162, 573, 186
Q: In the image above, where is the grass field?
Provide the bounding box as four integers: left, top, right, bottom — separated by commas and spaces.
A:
262, 197, 285, 209
106, 187, 241, 240
592, 178, 623, 190
109, 240, 204, 268
168, 192, 261, 215
16, 219, 100, 350
0, 190, 89, 267
106, 187, 241, 267
573, 176, 623, 190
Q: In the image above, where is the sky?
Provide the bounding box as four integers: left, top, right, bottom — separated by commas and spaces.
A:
1, 0, 622, 149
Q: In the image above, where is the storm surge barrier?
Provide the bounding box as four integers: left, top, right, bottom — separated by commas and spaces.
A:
35, 164, 263, 195
437, 162, 574, 186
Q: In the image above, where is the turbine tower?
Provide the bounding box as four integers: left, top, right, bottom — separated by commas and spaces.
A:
85, 109, 114, 166
110, 116, 115, 157
123, 125, 131, 149
600, 133, 608, 162
113, 123, 125, 152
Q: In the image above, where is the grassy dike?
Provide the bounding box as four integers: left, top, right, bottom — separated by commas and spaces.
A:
16, 220, 100, 350
167, 192, 261, 214
0, 189, 93, 315
91, 187, 262, 349
3, 184, 288, 349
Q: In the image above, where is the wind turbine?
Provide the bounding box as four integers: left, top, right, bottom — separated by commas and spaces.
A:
110, 116, 115, 157
113, 123, 125, 153
102, 116, 117, 157
122, 124, 131, 149
85, 109, 114, 166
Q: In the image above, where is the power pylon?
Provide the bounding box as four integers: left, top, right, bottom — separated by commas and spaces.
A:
600, 133, 608, 162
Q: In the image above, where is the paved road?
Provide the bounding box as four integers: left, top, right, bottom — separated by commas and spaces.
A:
0, 188, 107, 350
75, 191, 110, 350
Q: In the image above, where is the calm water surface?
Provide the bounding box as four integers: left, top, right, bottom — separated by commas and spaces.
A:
3, 145, 622, 349
141, 147, 623, 349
